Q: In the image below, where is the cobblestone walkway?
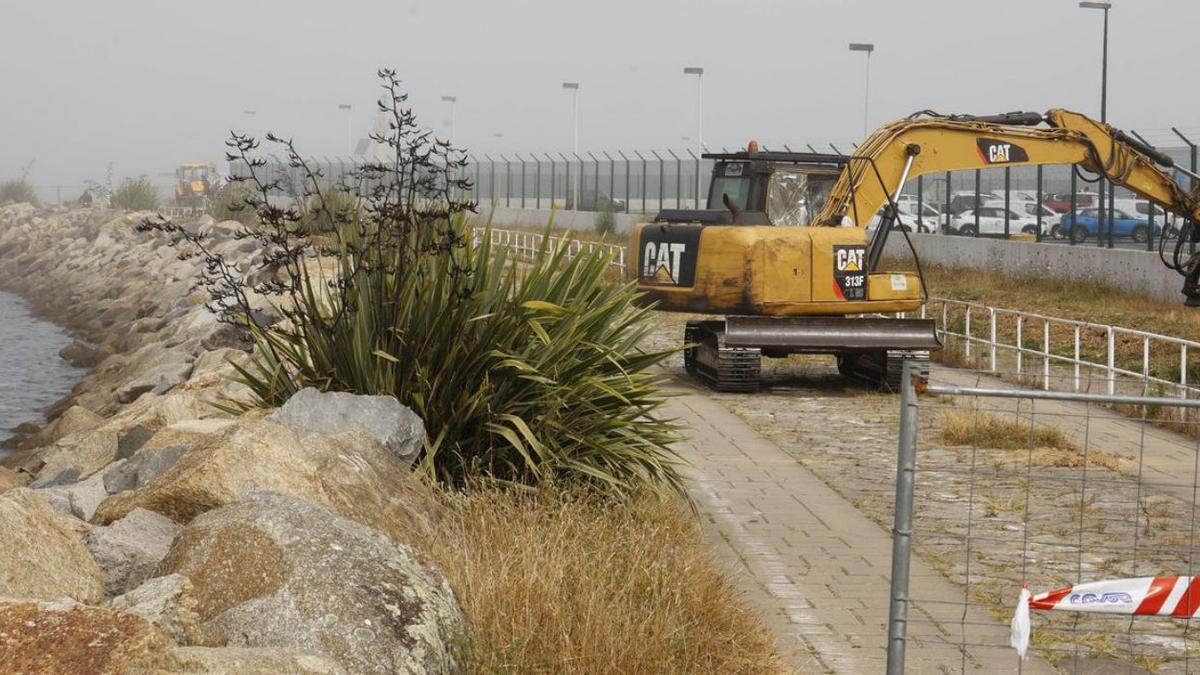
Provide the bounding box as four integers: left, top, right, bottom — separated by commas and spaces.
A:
668, 385, 1055, 674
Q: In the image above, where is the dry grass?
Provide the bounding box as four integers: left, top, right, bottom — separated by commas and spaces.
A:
938, 409, 1128, 470
410, 485, 783, 674
939, 409, 1075, 450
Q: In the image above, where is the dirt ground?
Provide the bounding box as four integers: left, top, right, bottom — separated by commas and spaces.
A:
647, 311, 1200, 672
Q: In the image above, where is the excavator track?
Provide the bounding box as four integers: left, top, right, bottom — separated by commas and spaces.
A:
685, 321, 761, 392
683, 317, 937, 392
837, 349, 931, 391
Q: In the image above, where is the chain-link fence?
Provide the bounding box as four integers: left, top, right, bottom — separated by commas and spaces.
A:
886, 361, 1200, 672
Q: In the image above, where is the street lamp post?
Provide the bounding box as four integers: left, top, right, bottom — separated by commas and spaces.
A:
1080, 1, 1112, 248
562, 82, 580, 209
848, 43, 875, 138
683, 67, 704, 209
337, 104, 353, 155
441, 96, 457, 146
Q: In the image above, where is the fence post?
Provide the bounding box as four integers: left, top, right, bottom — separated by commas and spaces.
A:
1043, 321, 1051, 390
547, 154, 557, 210
634, 151, 647, 214
501, 155, 511, 208
886, 359, 919, 675
535, 156, 541, 210
668, 150, 682, 209
944, 171, 952, 234
1107, 327, 1116, 396
587, 152, 600, 210
1080, 324, 1089, 391
973, 169, 981, 237
1069, 170, 1078, 245
1016, 316, 1024, 374
1003, 166, 1011, 239
518, 155, 527, 208
965, 308, 972, 359
916, 175, 924, 232
1182, 345, 1189, 398
1036, 165, 1043, 241
989, 309, 997, 372
652, 150, 664, 211
618, 150, 630, 210
1172, 128, 1198, 255
689, 149, 701, 209
604, 151, 616, 208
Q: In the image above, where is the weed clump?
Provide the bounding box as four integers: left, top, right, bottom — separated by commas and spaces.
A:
112, 177, 160, 211
0, 179, 39, 207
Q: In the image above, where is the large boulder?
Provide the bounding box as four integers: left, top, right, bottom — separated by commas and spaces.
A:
84, 507, 182, 596
128, 646, 346, 674
0, 598, 171, 674
0, 465, 30, 493
0, 488, 104, 603
22, 405, 104, 449
110, 574, 198, 644
268, 387, 425, 464
92, 420, 441, 543
103, 445, 189, 494
157, 492, 463, 674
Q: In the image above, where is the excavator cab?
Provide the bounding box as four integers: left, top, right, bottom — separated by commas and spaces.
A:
654, 150, 844, 226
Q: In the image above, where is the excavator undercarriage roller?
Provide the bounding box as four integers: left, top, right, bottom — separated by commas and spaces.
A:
683, 316, 940, 391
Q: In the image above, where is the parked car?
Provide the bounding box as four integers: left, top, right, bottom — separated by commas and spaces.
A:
867, 201, 946, 234
1042, 192, 1096, 213
946, 190, 1004, 215
982, 198, 1057, 221
1058, 207, 1161, 242
575, 190, 627, 213
950, 206, 1042, 237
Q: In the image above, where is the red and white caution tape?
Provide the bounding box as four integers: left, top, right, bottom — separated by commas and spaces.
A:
1011, 577, 1200, 657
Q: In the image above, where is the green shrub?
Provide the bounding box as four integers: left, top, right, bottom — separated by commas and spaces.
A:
305, 186, 360, 232
143, 70, 684, 498
0, 179, 39, 206
207, 182, 257, 225
594, 203, 615, 236
111, 177, 160, 211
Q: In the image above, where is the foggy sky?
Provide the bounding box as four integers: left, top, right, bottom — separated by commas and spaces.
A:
3, 0, 1198, 188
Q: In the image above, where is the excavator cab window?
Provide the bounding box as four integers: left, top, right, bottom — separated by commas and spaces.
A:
766, 169, 837, 226
707, 174, 751, 212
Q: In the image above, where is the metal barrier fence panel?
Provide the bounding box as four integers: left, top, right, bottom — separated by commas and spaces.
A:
888, 360, 1200, 673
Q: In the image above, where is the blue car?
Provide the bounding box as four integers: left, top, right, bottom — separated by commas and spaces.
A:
1058, 207, 1160, 243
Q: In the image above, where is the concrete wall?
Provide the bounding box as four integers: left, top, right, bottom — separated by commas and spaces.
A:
882, 233, 1189, 305
483, 207, 1191, 304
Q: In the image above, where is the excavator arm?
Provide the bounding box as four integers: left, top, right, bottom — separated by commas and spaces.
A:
814, 109, 1200, 302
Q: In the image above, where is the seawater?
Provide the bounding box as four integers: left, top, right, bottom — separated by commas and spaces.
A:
0, 290, 83, 452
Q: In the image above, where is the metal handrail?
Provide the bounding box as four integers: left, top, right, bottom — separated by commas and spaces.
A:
926, 297, 1200, 397
471, 227, 627, 275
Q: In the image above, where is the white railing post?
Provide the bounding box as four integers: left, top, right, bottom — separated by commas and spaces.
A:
1080, 324, 1089, 391
1043, 321, 1051, 390
989, 309, 997, 373
1183, 345, 1189, 399
1016, 316, 1024, 375
965, 308, 972, 359
1143, 336, 1151, 384
1107, 327, 1116, 396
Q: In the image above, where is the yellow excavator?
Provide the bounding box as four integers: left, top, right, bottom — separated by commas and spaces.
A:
174, 163, 218, 208
632, 109, 1200, 390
